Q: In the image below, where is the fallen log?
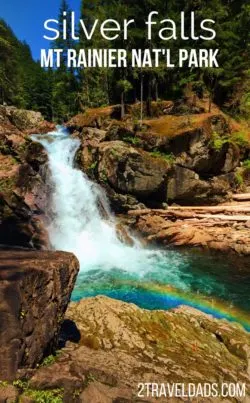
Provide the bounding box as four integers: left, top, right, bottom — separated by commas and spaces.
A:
232, 194, 250, 202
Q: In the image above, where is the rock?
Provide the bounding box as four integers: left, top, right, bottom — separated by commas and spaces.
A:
25, 142, 48, 173
2, 294, 250, 401
80, 127, 108, 146
104, 186, 146, 213
0, 385, 19, 402
140, 114, 240, 178
79, 382, 113, 403
128, 206, 250, 255
98, 141, 170, 200
115, 223, 134, 246
106, 121, 136, 142
167, 166, 209, 204
167, 166, 237, 205
0, 110, 50, 249
2, 106, 44, 131
0, 250, 79, 381
66, 105, 121, 131
61, 296, 250, 400
29, 361, 83, 390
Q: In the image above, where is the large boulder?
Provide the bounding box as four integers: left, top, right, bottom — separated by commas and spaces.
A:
26, 296, 250, 402
0, 250, 79, 381
167, 166, 209, 204
98, 141, 170, 200
167, 166, 237, 205
2, 106, 44, 131
66, 105, 121, 131
140, 114, 241, 176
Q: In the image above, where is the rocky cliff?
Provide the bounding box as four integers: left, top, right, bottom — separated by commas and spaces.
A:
0, 106, 55, 248
67, 101, 250, 212
0, 250, 79, 381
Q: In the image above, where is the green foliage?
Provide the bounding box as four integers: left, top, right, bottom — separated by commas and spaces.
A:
235, 172, 244, 186
12, 379, 63, 403
210, 132, 228, 151
89, 161, 98, 171
231, 132, 249, 147
40, 353, 60, 367
13, 379, 28, 390
0, 177, 16, 192
0, 19, 54, 119
24, 389, 63, 403
210, 131, 249, 151
242, 159, 250, 169
123, 136, 141, 146
150, 150, 175, 164
0, 0, 249, 121
117, 80, 133, 95
77, 0, 249, 116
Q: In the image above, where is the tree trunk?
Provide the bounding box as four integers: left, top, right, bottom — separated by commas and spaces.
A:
208, 93, 212, 113
140, 74, 143, 126
155, 81, 159, 102
121, 91, 125, 119
146, 76, 152, 117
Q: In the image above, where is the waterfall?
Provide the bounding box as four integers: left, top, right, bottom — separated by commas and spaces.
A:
33, 126, 161, 273
31, 127, 250, 330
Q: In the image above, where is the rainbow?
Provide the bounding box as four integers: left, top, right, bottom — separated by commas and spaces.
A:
73, 279, 250, 331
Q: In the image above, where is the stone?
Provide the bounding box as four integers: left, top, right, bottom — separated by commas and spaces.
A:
80, 127, 108, 146
127, 207, 250, 255
29, 361, 83, 390
0, 385, 19, 403
0, 107, 50, 249
98, 141, 170, 200
167, 165, 209, 204
63, 296, 250, 399
79, 382, 113, 403
2, 106, 44, 131
0, 250, 79, 381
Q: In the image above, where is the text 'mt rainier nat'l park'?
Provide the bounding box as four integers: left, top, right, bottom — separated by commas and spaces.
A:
0, 0, 249, 402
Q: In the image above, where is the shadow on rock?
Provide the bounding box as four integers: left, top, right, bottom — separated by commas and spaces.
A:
59, 319, 81, 348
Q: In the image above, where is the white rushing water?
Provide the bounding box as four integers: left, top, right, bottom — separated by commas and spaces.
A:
33, 126, 165, 274
32, 126, 236, 302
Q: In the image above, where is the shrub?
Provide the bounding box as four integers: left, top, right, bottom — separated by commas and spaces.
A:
235, 172, 244, 186
123, 136, 141, 146
150, 150, 175, 164
242, 159, 250, 169
231, 131, 249, 147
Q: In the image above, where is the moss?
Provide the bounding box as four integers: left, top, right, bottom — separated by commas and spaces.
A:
210, 130, 249, 151
88, 161, 97, 171
209, 132, 228, 151
0, 177, 16, 193
231, 131, 249, 147
123, 136, 141, 146
150, 150, 175, 164
83, 372, 96, 388
100, 170, 108, 183
242, 159, 250, 169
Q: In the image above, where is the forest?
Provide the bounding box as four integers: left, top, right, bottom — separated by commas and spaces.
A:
0, 0, 249, 122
